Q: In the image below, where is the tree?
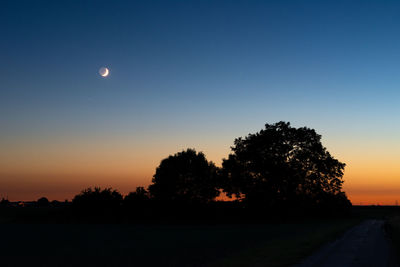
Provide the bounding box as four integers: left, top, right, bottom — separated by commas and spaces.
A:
148, 149, 220, 204
37, 197, 50, 207
0, 198, 9, 207
123, 187, 151, 219
72, 187, 123, 211
221, 121, 350, 209
124, 187, 150, 206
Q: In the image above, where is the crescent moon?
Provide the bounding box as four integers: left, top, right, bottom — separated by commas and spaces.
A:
99, 67, 109, 77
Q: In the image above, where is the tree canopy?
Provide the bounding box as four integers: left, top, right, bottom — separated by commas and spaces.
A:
124, 187, 150, 206
72, 187, 123, 210
148, 149, 220, 204
221, 121, 350, 209
67, 122, 350, 220
37, 197, 50, 207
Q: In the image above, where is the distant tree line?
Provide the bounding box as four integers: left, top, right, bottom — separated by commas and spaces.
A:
69, 122, 351, 221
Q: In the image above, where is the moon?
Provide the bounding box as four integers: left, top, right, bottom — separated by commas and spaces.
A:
99, 67, 109, 77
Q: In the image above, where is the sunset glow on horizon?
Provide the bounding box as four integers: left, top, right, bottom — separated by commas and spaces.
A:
2, 0, 400, 205
2, 130, 400, 205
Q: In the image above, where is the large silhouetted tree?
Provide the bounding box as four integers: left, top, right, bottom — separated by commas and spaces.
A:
148, 149, 220, 204
221, 121, 350, 209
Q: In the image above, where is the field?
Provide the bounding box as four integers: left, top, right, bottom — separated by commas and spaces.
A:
0, 220, 358, 267
0, 206, 397, 267
385, 215, 400, 259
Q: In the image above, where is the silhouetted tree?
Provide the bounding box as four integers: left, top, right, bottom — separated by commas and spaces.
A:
317, 191, 352, 210
123, 187, 151, 219
0, 198, 9, 207
72, 187, 123, 211
37, 197, 50, 207
221, 121, 350, 210
124, 187, 150, 205
148, 149, 220, 204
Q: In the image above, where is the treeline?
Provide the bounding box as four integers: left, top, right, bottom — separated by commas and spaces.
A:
69, 122, 352, 222
1, 122, 352, 222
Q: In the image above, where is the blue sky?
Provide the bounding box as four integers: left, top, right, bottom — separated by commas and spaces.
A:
2, 0, 400, 202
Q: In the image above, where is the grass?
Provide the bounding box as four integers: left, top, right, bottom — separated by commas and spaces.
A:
385, 215, 400, 257
207, 219, 361, 266
0, 218, 362, 267
2, 206, 396, 266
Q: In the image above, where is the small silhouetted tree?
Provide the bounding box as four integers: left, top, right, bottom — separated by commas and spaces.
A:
0, 198, 9, 207
221, 121, 350, 210
72, 187, 123, 211
37, 197, 50, 207
124, 187, 151, 218
124, 187, 150, 205
148, 149, 220, 204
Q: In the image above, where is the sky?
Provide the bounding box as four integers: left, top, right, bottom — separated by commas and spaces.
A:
1, 0, 400, 204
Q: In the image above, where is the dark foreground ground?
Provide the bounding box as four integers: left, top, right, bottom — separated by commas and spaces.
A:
0, 206, 398, 267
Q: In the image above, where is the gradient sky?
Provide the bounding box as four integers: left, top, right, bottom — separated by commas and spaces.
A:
2, 0, 400, 204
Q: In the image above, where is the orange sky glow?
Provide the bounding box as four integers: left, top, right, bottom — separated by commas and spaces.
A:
1, 132, 399, 205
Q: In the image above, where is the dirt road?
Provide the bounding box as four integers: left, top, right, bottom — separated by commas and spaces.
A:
295, 220, 398, 267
